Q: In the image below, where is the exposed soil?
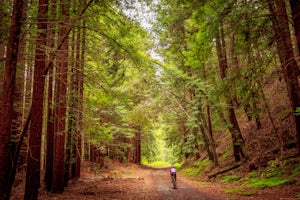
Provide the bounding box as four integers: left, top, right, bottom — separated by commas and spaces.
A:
10, 161, 300, 200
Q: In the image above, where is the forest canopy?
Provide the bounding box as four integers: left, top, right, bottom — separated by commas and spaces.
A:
0, 0, 300, 199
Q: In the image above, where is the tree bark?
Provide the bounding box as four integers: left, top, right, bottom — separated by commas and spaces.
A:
76, 19, 86, 177
0, 0, 24, 199
268, 0, 300, 153
290, 0, 300, 54
215, 23, 246, 162
24, 1, 48, 199
44, 0, 56, 191
52, 0, 69, 193
206, 105, 218, 166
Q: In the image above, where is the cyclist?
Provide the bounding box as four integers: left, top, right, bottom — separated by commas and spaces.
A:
170, 165, 177, 189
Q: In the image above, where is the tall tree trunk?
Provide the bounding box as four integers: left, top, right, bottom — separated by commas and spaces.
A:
65, 29, 75, 185
0, 0, 9, 74
52, 0, 70, 193
206, 105, 218, 166
0, 0, 24, 199
242, 3, 262, 129
44, 0, 56, 191
75, 19, 85, 177
181, 118, 190, 159
134, 127, 141, 164
268, 0, 300, 153
6, 0, 28, 197
24, 1, 48, 199
215, 24, 246, 162
290, 0, 300, 53
202, 63, 218, 166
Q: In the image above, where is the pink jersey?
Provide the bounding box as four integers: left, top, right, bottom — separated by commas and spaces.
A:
170, 167, 176, 173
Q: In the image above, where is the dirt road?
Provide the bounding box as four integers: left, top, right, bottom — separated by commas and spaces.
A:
145, 168, 220, 200
36, 164, 228, 200
11, 162, 299, 199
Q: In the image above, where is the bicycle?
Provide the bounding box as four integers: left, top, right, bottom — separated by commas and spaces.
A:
171, 174, 177, 189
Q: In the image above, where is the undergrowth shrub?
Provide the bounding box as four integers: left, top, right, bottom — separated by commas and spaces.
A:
219, 175, 241, 184
244, 159, 293, 189
219, 158, 296, 196
220, 149, 231, 161
245, 176, 290, 189
181, 158, 210, 176
224, 188, 256, 196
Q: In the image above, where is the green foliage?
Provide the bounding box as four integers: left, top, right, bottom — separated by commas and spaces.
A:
141, 159, 170, 168
181, 158, 210, 177
81, 0, 163, 163
217, 158, 296, 195
291, 162, 300, 177
81, 0, 294, 168
193, 158, 210, 168
173, 163, 182, 169
295, 107, 300, 116
223, 187, 256, 196
245, 177, 291, 189
181, 167, 200, 177
243, 159, 293, 189
219, 148, 232, 161
219, 175, 241, 184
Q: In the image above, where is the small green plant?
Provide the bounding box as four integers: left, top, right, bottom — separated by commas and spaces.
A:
248, 171, 258, 178
294, 107, 300, 116
149, 161, 170, 168
219, 175, 241, 184
220, 149, 231, 161
181, 167, 200, 176
291, 163, 300, 177
224, 187, 256, 196
193, 158, 210, 168
173, 162, 182, 169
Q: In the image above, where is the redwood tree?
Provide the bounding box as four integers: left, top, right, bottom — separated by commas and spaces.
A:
215, 24, 246, 162
268, 0, 300, 153
24, 0, 48, 199
44, 0, 57, 191
0, 0, 24, 199
290, 0, 300, 53
52, 0, 70, 193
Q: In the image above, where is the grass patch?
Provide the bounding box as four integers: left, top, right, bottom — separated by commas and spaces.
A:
219, 175, 241, 184
193, 158, 210, 168
181, 167, 201, 176
141, 159, 183, 169
173, 162, 182, 169
216, 158, 294, 197
181, 158, 211, 177
245, 176, 291, 189
223, 187, 256, 196
141, 159, 170, 168
147, 161, 170, 168
240, 158, 293, 189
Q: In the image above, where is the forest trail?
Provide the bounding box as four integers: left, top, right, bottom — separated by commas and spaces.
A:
10, 161, 299, 200
36, 162, 229, 200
